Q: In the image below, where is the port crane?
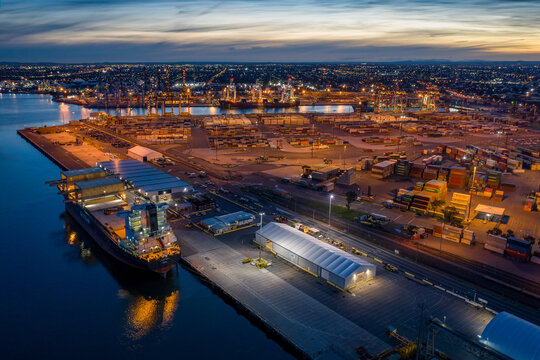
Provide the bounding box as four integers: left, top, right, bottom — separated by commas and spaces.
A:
224, 77, 237, 102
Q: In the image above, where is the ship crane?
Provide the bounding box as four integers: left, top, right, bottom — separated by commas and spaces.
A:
250, 83, 263, 102
225, 77, 236, 102
418, 92, 437, 111
281, 78, 295, 103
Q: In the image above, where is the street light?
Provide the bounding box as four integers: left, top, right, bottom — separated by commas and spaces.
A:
328, 194, 334, 226
466, 165, 477, 223
259, 212, 265, 230
258, 212, 265, 260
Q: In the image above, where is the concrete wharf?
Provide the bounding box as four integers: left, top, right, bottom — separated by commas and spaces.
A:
175, 227, 391, 359
17, 128, 90, 170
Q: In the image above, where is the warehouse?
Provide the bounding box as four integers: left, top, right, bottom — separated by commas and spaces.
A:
200, 211, 255, 235
255, 222, 376, 290
127, 145, 162, 162
479, 312, 540, 360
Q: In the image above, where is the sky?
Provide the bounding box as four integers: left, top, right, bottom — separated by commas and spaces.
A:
0, 0, 539, 63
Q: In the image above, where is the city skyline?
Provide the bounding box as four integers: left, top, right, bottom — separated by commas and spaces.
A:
1, 0, 539, 63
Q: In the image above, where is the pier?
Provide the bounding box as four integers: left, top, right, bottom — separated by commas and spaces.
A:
17, 128, 90, 170
176, 228, 391, 359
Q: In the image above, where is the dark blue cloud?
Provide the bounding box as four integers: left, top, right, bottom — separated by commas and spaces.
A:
0, 0, 538, 62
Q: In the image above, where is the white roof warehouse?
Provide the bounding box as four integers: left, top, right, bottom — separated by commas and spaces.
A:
255, 222, 376, 290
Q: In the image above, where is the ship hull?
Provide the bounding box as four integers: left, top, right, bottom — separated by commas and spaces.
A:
219, 100, 299, 109
65, 202, 180, 276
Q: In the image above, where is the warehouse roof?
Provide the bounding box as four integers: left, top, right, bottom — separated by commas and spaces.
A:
98, 159, 191, 194
128, 145, 162, 158
62, 167, 104, 178
480, 312, 540, 360
75, 177, 123, 190
216, 211, 255, 224
257, 222, 374, 278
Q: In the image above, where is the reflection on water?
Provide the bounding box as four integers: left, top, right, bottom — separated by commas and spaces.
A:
63, 213, 180, 341
124, 289, 179, 340
92, 104, 353, 117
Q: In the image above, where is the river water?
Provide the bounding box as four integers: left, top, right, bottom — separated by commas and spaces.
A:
0, 94, 353, 359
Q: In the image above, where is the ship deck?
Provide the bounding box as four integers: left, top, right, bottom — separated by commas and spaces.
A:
86, 199, 127, 237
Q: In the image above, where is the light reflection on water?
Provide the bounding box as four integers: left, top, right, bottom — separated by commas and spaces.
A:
64, 216, 181, 342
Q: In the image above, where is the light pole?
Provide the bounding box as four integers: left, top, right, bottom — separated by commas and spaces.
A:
258, 212, 265, 260
328, 194, 334, 226
259, 212, 265, 230
466, 165, 477, 223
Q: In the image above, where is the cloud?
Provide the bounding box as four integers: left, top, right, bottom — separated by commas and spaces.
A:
0, 0, 538, 61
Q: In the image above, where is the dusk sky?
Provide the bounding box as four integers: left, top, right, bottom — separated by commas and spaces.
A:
1, 0, 539, 62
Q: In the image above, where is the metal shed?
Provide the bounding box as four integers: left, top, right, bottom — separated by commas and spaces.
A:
200, 211, 255, 234
127, 145, 162, 162
479, 312, 540, 360
255, 222, 376, 289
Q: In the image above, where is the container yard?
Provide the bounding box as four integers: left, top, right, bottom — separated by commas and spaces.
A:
4, 9, 540, 358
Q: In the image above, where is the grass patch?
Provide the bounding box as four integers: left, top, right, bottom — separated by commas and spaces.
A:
300, 198, 367, 221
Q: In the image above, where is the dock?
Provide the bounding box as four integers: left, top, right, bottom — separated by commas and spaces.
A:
176, 228, 391, 359
17, 128, 90, 170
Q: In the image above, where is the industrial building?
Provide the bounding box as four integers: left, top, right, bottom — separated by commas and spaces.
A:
98, 159, 192, 203
479, 312, 540, 360
127, 145, 162, 162
200, 211, 255, 235
255, 222, 376, 290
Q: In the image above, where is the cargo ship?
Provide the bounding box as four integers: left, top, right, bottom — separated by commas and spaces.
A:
219, 98, 300, 109
54, 166, 181, 276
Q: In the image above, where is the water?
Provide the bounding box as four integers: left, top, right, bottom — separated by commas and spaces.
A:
47, 99, 353, 119
1, 94, 349, 359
